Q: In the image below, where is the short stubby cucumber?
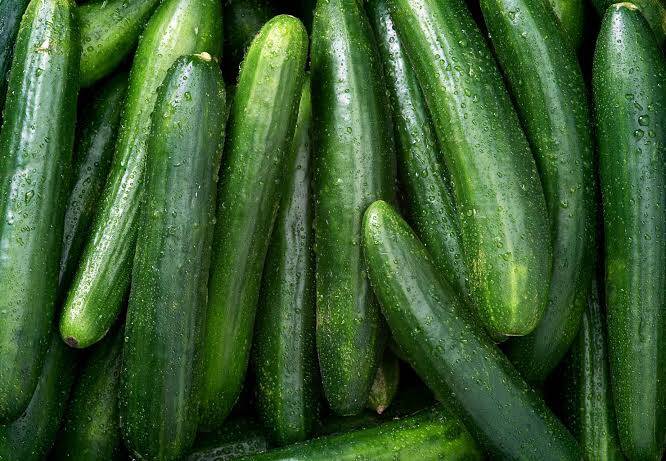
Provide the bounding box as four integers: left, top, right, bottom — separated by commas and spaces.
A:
0, 0, 78, 423
60, 0, 222, 350
200, 14, 309, 430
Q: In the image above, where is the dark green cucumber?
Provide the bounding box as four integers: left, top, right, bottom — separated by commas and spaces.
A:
593, 4, 666, 460
77, 0, 161, 87
0, 0, 30, 107
223, 0, 272, 81
311, 0, 396, 416
0, 332, 77, 461
58, 72, 127, 296
201, 15, 308, 430
480, 0, 595, 383
366, 349, 400, 415
0, 0, 78, 423
253, 77, 317, 446
367, 0, 467, 298
187, 418, 269, 461
362, 201, 581, 459
240, 406, 481, 461
51, 327, 124, 461
60, 0, 222, 350
547, 0, 584, 49
592, 0, 666, 43
387, 0, 551, 338
120, 53, 226, 461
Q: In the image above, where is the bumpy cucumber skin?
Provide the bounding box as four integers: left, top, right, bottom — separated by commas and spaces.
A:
592, 0, 666, 43
253, 78, 318, 446
0, 0, 78, 423
120, 54, 226, 461
367, 0, 467, 297
58, 72, 127, 296
547, 0, 584, 49
223, 0, 272, 81
362, 201, 581, 460
366, 349, 400, 415
187, 418, 269, 461
77, 0, 161, 87
0, 0, 30, 105
311, 0, 396, 416
200, 15, 308, 431
52, 328, 124, 461
0, 333, 77, 461
593, 5, 666, 460
386, 0, 551, 338
60, 0, 222, 350
480, 0, 595, 383
241, 406, 481, 461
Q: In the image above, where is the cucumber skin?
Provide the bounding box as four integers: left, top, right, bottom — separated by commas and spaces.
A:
480, 0, 595, 383
362, 201, 581, 460
593, 5, 666, 460
253, 77, 318, 446
592, 0, 666, 44
0, 333, 77, 461
0, 0, 30, 105
58, 72, 127, 296
386, 0, 551, 338
120, 54, 226, 461
200, 15, 308, 430
0, 0, 79, 423
311, 0, 396, 416
547, 0, 584, 49
223, 0, 272, 81
367, 0, 467, 298
240, 406, 482, 461
60, 0, 223, 350
366, 349, 400, 415
77, 0, 161, 87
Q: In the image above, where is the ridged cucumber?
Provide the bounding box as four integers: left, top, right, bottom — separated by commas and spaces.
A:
0, 0, 30, 106
201, 15, 308, 430
386, 0, 551, 338
187, 418, 269, 461
253, 77, 318, 446
547, 0, 584, 49
366, 349, 400, 415
120, 53, 226, 461
593, 4, 666, 459
60, 0, 222, 349
223, 0, 272, 82
0, 0, 78, 423
592, 0, 666, 43
311, 0, 396, 416
362, 201, 581, 459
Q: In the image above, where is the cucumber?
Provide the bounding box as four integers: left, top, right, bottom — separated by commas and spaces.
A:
0, 332, 77, 461
366, 349, 400, 415
593, 4, 666, 460
60, 0, 222, 350
0, 0, 78, 423
386, 0, 551, 338
479, 0, 595, 383
362, 201, 581, 459
187, 418, 269, 461
311, 0, 396, 416
77, 0, 161, 87
58, 72, 127, 296
51, 327, 124, 461
547, 0, 584, 49
592, 0, 666, 43
223, 0, 272, 82
253, 77, 318, 446
119, 53, 226, 461
0, 0, 30, 106
240, 406, 482, 461
367, 0, 467, 298
200, 15, 308, 430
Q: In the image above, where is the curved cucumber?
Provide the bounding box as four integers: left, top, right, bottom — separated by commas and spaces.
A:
366, 349, 400, 415
480, 0, 595, 383
311, 0, 396, 416
59, 72, 127, 296
593, 4, 666, 460
201, 15, 308, 430
0, 0, 30, 107
362, 201, 581, 459
0, 0, 78, 423
387, 0, 551, 338
547, 0, 584, 49
60, 0, 222, 350
253, 77, 318, 446
367, 0, 466, 297
223, 0, 272, 81
77, 0, 161, 87
592, 0, 666, 43
120, 53, 226, 461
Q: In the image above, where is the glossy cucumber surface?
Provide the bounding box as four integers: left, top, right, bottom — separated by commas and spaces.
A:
592, 0, 666, 43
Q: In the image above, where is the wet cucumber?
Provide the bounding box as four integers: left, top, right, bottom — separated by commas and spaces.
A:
386, 0, 551, 338
592, 0, 666, 43
0, 0, 30, 106
593, 4, 666, 460
77, 0, 161, 87
311, 0, 396, 416
120, 53, 226, 461
200, 15, 308, 430
366, 349, 400, 415
60, 0, 222, 350
253, 77, 318, 446
362, 201, 580, 459
222, 0, 272, 81
547, 0, 584, 49
0, 0, 78, 423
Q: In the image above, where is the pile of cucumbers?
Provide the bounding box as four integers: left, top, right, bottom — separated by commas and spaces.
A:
0, 0, 663, 459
